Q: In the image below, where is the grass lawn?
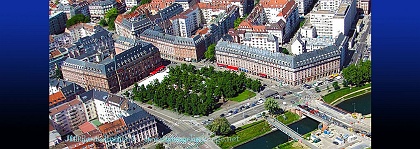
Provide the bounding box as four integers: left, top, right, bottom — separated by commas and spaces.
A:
216, 120, 271, 149
228, 90, 256, 102
274, 140, 309, 149
302, 130, 316, 140
90, 119, 101, 127
323, 83, 371, 104
276, 111, 301, 125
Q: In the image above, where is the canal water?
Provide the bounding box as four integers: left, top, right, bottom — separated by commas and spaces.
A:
234, 118, 320, 149
336, 93, 371, 115
234, 93, 371, 149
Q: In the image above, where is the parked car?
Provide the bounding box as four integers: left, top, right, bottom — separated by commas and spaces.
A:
147, 106, 152, 109
220, 114, 225, 117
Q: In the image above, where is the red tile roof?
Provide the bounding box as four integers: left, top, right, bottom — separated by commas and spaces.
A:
98, 118, 126, 135
49, 99, 82, 115
260, 0, 289, 8
49, 91, 66, 107
78, 122, 97, 134
196, 28, 209, 35
277, 0, 296, 18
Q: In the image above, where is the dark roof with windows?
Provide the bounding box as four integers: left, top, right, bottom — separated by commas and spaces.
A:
62, 42, 158, 76
122, 110, 155, 126
216, 40, 342, 69
141, 29, 205, 47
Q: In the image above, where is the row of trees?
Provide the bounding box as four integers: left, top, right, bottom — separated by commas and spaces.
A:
66, 14, 90, 28
99, 8, 119, 30
342, 60, 371, 86
131, 64, 262, 115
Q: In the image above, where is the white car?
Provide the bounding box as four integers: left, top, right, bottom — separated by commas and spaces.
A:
258, 100, 264, 104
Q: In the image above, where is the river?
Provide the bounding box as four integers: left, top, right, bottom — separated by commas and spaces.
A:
336, 93, 371, 115
234, 118, 320, 149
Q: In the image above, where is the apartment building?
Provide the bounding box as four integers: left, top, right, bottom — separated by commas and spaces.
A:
170, 6, 203, 37
140, 29, 206, 62
50, 11, 68, 35
98, 111, 158, 148
62, 42, 162, 93
49, 98, 88, 135
89, 0, 118, 20
215, 37, 346, 85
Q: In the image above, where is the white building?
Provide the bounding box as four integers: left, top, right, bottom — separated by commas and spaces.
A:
300, 25, 317, 38
332, 0, 357, 38
78, 89, 142, 124
171, 7, 203, 37
309, 10, 335, 38
310, 0, 356, 38
125, 0, 141, 10
291, 34, 306, 55
65, 23, 99, 42
318, 0, 342, 11
259, 0, 300, 41
243, 32, 279, 52
49, 98, 88, 135
88, 0, 118, 20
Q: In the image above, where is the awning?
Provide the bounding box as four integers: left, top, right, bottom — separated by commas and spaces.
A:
259, 73, 267, 77
226, 65, 238, 70
217, 63, 226, 67
150, 65, 165, 75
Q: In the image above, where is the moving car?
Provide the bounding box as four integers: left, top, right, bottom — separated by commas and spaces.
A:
147, 106, 152, 109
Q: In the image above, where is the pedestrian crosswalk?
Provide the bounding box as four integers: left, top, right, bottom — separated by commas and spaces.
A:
160, 133, 205, 149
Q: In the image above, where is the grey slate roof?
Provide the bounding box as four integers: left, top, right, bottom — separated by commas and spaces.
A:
141, 29, 204, 46
244, 32, 278, 42
63, 38, 158, 77
90, 0, 117, 6
114, 42, 158, 69
61, 83, 85, 98
122, 110, 155, 126
78, 89, 110, 103
121, 16, 152, 31
158, 3, 184, 20
115, 36, 148, 47
49, 79, 72, 88
216, 40, 341, 69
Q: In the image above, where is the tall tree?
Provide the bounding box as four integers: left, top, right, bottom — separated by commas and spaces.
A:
264, 98, 280, 115
204, 44, 216, 61
206, 117, 232, 136
332, 81, 340, 90
155, 143, 165, 149
55, 68, 63, 79
104, 8, 119, 30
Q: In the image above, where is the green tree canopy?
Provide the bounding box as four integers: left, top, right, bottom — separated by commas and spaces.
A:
205, 44, 216, 61
342, 60, 371, 86
206, 117, 232, 136
264, 98, 280, 114
55, 68, 63, 79
104, 8, 119, 30
66, 14, 90, 28
155, 143, 165, 149
332, 81, 340, 90
282, 48, 290, 55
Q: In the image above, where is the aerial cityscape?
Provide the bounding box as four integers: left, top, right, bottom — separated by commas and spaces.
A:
49, 0, 371, 148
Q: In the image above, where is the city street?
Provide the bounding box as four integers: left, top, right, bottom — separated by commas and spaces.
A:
350, 15, 371, 65
118, 60, 365, 149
